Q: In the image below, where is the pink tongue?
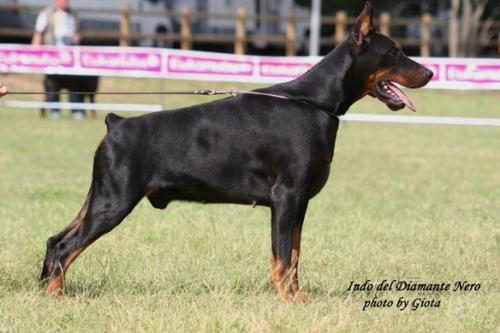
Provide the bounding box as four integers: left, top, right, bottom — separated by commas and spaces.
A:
387, 82, 416, 111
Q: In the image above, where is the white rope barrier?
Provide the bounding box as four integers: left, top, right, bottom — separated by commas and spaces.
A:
342, 113, 500, 127
1, 100, 163, 112
2, 100, 499, 126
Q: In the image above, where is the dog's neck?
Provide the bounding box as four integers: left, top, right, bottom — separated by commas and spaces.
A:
267, 42, 361, 116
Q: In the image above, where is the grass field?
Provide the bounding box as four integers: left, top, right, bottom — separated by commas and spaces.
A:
0, 75, 499, 332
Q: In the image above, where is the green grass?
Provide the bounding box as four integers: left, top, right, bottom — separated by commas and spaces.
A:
0, 75, 499, 332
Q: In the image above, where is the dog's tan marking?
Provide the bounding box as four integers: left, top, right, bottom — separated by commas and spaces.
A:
289, 226, 301, 296
46, 248, 85, 299
287, 226, 309, 303
46, 274, 64, 300
271, 259, 290, 303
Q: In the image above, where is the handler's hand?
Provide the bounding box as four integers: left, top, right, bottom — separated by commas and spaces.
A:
0, 81, 8, 97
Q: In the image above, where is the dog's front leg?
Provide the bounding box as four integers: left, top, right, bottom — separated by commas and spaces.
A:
288, 201, 308, 303
270, 184, 308, 303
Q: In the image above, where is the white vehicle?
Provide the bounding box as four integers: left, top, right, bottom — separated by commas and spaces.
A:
16, 0, 309, 50
16, 0, 173, 46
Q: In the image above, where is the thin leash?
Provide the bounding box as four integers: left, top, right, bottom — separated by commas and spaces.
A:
5, 88, 285, 98
3, 88, 339, 118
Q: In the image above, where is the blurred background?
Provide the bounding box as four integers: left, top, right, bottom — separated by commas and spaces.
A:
1, 0, 498, 57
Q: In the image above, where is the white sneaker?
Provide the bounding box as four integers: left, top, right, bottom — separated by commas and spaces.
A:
72, 112, 85, 120
50, 112, 61, 119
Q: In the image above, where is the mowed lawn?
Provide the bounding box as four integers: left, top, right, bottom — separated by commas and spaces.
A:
0, 75, 499, 332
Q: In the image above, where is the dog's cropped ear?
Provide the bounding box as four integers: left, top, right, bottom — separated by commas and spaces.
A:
349, 1, 374, 52
105, 112, 124, 132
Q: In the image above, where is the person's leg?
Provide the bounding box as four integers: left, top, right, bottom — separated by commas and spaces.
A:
69, 92, 85, 120
44, 75, 61, 119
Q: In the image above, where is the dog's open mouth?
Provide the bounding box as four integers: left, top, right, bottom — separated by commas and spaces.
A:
375, 80, 416, 112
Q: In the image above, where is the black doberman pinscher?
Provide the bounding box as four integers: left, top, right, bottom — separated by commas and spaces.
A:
40, 2, 432, 302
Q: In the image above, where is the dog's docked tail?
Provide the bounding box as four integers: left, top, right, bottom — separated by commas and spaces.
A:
105, 113, 125, 132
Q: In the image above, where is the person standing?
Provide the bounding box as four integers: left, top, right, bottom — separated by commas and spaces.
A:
32, 0, 85, 120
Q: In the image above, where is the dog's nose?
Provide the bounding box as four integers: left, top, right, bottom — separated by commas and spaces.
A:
423, 68, 433, 80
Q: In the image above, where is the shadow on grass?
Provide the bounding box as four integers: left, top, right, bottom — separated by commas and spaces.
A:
0, 275, 40, 294
63, 280, 111, 299
63, 278, 276, 299
0, 257, 46, 292
23, 258, 356, 302
57, 277, 358, 302
306, 285, 364, 300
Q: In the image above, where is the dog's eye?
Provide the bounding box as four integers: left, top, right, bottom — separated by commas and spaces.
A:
381, 47, 400, 68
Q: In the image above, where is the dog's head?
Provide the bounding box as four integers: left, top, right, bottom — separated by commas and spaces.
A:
347, 1, 433, 111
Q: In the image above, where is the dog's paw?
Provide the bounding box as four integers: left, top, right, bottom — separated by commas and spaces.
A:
292, 291, 310, 304
285, 289, 310, 304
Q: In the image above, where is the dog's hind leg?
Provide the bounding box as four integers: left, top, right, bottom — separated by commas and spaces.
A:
270, 183, 308, 303
43, 180, 142, 298
40, 188, 92, 284
41, 145, 144, 298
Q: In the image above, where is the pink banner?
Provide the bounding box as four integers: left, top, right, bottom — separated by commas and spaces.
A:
80, 49, 162, 73
259, 60, 314, 78
167, 54, 253, 76
0, 44, 499, 90
0, 45, 74, 72
446, 64, 500, 83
